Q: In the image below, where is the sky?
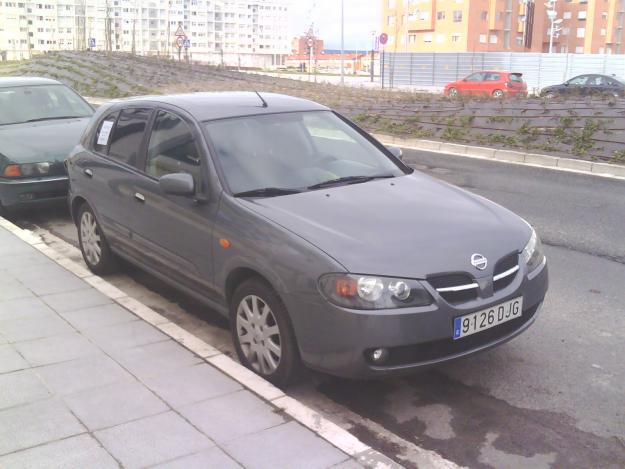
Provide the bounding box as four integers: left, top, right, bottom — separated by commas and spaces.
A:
289, 1, 381, 51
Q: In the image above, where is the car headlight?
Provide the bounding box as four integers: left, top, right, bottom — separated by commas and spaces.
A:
522, 229, 545, 272
318, 274, 433, 310
3, 162, 51, 178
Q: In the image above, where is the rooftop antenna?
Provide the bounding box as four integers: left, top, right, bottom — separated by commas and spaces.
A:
254, 90, 268, 108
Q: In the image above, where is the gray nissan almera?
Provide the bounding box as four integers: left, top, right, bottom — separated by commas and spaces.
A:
67, 92, 548, 386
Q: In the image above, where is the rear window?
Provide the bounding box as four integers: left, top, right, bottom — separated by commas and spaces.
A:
108, 108, 152, 166
509, 73, 524, 83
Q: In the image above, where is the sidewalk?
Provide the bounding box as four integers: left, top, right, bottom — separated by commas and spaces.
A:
0, 223, 368, 469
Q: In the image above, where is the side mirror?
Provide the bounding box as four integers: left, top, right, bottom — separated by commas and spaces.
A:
159, 172, 195, 196
387, 146, 403, 160
564, 82, 569, 86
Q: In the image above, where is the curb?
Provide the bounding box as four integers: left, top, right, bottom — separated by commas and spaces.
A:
0, 216, 406, 469
372, 133, 625, 181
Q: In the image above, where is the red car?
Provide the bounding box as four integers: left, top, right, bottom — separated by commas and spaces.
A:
444, 71, 527, 98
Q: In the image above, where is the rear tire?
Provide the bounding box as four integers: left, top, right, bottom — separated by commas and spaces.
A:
492, 89, 504, 99
77, 203, 117, 275
230, 278, 301, 387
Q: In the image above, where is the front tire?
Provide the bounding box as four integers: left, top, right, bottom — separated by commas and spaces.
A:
448, 87, 459, 98
77, 203, 117, 275
230, 278, 301, 387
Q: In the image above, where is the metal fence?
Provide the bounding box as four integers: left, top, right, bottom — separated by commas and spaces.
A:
381, 52, 625, 93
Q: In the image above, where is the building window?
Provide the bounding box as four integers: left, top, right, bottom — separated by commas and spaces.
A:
563, 11, 571, 19
601, 12, 608, 20
576, 27, 585, 38
437, 11, 445, 20
577, 10, 587, 20
451, 33, 461, 42
480, 11, 487, 21
575, 46, 584, 53
436, 33, 445, 42
490, 33, 498, 43
479, 34, 486, 43
601, 28, 606, 36
562, 27, 570, 35
504, 31, 510, 48
388, 0, 396, 7
387, 15, 395, 26
424, 33, 432, 42
453, 10, 462, 22
409, 34, 416, 43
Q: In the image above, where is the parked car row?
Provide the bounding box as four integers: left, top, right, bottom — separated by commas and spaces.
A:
444, 72, 625, 99
0, 76, 549, 386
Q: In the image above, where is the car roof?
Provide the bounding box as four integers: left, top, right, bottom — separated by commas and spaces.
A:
0, 76, 62, 88
104, 92, 329, 121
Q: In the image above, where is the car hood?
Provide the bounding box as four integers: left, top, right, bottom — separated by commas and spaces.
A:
0, 117, 89, 164
241, 173, 531, 279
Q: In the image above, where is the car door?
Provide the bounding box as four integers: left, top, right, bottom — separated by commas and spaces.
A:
82, 106, 153, 255
129, 108, 219, 300
605, 77, 625, 96
483, 72, 502, 96
463, 72, 486, 96
565, 75, 589, 96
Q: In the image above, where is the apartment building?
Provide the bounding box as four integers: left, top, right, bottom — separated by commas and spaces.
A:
0, 0, 292, 66
381, 0, 625, 54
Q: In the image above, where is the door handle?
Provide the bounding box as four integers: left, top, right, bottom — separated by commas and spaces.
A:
134, 192, 146, 203
84, 168, 93, 178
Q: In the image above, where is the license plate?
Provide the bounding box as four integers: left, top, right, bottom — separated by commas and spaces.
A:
453, 297, 523, 340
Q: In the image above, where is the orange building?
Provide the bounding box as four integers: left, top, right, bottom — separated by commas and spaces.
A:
381, 0, 625, 54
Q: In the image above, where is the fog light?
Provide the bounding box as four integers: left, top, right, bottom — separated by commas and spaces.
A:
369, 347, 389, 364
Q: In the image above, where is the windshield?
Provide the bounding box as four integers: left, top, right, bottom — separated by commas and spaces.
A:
205, 111, 406, 195
0, 84, 93, 126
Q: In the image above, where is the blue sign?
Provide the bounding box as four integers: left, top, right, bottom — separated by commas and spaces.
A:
89, 38, 96, 48
183, 39, 191, 49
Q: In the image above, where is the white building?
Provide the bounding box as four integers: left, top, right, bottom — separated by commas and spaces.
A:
0, 0, 292, 67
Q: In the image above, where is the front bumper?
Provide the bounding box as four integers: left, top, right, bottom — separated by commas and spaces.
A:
0, 176, 68, 211
286, 259, 548, 379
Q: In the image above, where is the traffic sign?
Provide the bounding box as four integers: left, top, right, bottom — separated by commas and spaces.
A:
174, 25, 185, 37
183, 38, 191, 49
379, 33, 388, 45
176, 36, 184, 48
89, 37, 96, 48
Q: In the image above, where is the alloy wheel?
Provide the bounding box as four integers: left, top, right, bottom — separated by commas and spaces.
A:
236, 295, 282, 375
80, 211, 102, 266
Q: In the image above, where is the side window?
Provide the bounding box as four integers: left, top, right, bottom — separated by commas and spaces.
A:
485, 73, 501, 81
146, 111, 201, 183
466, 73, 485, 82
108, 108, 152, 166
568, 76, 588, 86
93, 111, 119, 154
591, 76, 606, 86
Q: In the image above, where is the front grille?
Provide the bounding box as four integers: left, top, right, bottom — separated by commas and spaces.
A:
493, 253, 519, 291
378, 303, 540, 367
428, 273, 478, 304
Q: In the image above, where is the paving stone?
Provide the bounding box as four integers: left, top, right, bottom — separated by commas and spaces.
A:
0, 296, 55, 321
84, 318, 168, 352
95, 411, 214, 468
111, 339, 203, 380
179, 389, 285, 444
0, 311, 74, 343
41, 288, 112, 313
0, 344, 29, 373
0, 398, 85, 455
61, 303, 138, 331
0, 277, 33, 301
144, 363, 242, 408
35, 353, 134, 396
224, 421, 348, 469
64, 380, 169, 431
14, 332, 101, 367
0, 433, 118, 469
152, 446, 243, 469
0, 250, 56, 270
10, 264, 91, 296
0, 369, 50, 410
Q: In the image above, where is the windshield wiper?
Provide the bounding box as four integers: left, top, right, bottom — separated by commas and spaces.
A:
24, 115, 86, 123
308, 174, 395, 190
233, 187, 302, 198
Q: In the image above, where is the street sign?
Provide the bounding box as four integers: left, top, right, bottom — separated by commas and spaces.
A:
307, 38, 314, 48
89, 37, 96, 48
183, 38, 191, 49
176, 36, 184, 49
379, 33, 388, 45
174, 25, 185, 37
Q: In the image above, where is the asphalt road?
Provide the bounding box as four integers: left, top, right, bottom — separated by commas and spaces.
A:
9, 151, 625, 469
